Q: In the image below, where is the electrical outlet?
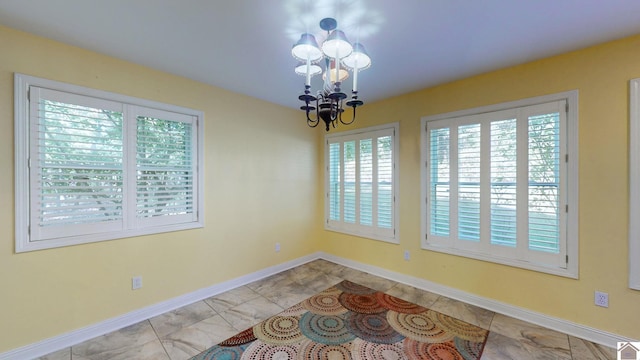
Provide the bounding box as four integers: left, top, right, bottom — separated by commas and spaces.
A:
275, 243, 281, 252
594, 291, 608, 307
132, 276, 143, 290
404, 250, 410, 261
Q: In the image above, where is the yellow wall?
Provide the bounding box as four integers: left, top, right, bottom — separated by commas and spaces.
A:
321, 34, 640, 339
0, 26, 320, 352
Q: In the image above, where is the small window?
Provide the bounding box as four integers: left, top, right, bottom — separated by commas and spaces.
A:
421, 91, 578, 277
14, 74, 204, 252
325, 123, 399, 243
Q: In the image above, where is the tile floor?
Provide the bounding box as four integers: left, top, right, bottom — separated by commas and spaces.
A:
37, 259, 616, 360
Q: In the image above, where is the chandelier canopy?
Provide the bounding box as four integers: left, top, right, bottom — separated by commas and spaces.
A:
292, 18, 371, 131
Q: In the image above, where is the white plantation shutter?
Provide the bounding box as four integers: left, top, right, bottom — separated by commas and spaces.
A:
325, 124, 398, 243
30, 88, 125, 241
490, 118, 518, 248
429, 127, 450, 237
328, 143, 341, 221
423, 94, 576, 276
458, 124, 480, 242
377, 135, 393, 229
527, 112, 561, 253
15, 74, 203, 252
133, 108, 197, 227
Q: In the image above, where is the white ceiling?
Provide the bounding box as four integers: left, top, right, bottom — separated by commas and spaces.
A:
2, 0, 640, 109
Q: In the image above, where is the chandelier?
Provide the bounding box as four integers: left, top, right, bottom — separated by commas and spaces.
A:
292, 18, 371, 131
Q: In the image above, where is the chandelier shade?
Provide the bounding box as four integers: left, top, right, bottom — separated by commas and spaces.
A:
291, 33, 323, 62
342, 43, 372, 71
293, 18, 370, 131
321, 30, 353, 59
323, 59, 349, 83
294, 62, 322, 77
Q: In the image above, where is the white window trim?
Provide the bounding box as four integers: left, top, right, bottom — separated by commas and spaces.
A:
324, 122, 400, 244
420, 91, 579, 278
14, 73, 205, 252
629, 79, 640, 290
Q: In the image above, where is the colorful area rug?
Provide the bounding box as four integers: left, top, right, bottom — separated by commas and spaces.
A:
191, 280, 489, 359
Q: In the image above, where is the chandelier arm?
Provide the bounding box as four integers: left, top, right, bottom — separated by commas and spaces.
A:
304, 99, 321, 128
339, 102, 358, 126
306, 111, 320, 128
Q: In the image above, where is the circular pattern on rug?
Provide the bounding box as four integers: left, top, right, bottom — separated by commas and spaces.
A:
279, 302, 307, 316
241, 340, 299, 360
427, 310, 488, 342
346, 311, 405, 344
335, 280, 377, 295
376, 293, 428, 314
339, 292, 386, 314
387, 310, 454, 343
300, 339, 352, 359
303, 291, 348, 315
299, 312, 356, 345
454, 336, 485, 359
404, 338, 465, 360
218, 327, 256, 346
253, 315, 304, 345
192, 345, 245, 360
351, 338, 405, 360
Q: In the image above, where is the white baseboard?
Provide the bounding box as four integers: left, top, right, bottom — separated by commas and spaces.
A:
3, 251, 633, 359
0, 252, 321, 360
319, 252, 637, 348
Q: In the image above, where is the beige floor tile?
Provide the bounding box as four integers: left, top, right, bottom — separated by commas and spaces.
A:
246, 272, 296, 294
482, 330, 571, 359
385, 282, 441, 309
73, 338, 169, 360
36, 347, 71, 360
203, 285, 262, 313
347, 271, 398, 292
429, 296, 495, 330
256, 281, 320, 308
218, 296, 283, 331
296, 271, 343, 293
71, 321, 159, 360
149, 301, 217, 338
568, 336, 616, 360
490, 313, 571, 356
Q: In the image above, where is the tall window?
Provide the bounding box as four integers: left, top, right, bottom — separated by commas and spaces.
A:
421, 92, 578, 277
14, 74, 204, 252
325, 123, 399, 243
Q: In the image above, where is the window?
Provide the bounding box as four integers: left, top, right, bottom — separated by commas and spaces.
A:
325, 123, 399, 243
421, 91, 578, 277
14, 74, 204, 252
